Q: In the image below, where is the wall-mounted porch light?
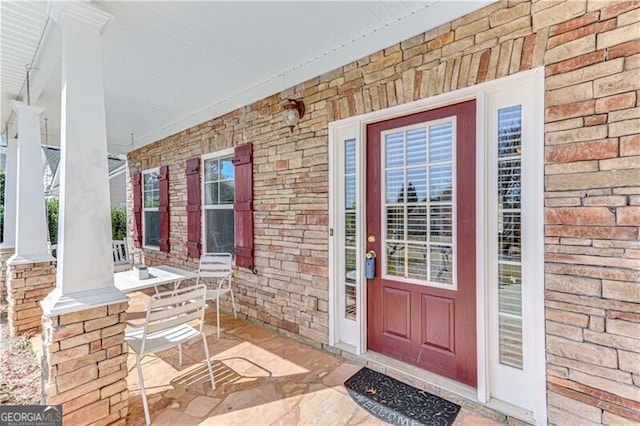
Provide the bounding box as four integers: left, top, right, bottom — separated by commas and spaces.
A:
282, 98, 305, 133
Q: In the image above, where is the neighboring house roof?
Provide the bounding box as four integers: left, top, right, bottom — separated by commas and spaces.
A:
42, 145, 126, 198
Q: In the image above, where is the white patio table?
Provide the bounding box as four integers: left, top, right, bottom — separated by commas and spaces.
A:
114, 265, 197, 294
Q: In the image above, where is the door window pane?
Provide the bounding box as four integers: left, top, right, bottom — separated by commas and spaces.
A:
382, 120, 455, 286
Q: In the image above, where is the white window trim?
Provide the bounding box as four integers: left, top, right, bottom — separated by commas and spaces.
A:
328, 68, 545, 425
201, 148, 235, 254
142, 167, 160, 250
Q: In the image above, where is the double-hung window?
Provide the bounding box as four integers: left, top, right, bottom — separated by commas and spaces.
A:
203, 149, 235, 254
143, 168, 160, 248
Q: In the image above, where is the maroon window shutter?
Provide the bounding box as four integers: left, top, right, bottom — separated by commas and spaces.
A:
159, 165, 170, 253
233, 143, 254, 270
186, 158, 201, 259
132, 171, 143, 248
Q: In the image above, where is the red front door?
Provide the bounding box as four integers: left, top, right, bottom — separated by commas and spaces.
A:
366, 101, 477, 386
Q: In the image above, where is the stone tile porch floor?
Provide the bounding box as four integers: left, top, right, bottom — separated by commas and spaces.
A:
124, 290, 508, 426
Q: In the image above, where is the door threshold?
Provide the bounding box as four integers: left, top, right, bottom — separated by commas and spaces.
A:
360, 351, 535, 425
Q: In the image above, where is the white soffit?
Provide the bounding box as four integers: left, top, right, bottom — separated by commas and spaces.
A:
0, 1, 49, 132
1, 1, 491, 153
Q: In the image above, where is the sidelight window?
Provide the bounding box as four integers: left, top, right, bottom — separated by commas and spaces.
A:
497, 105, 523, 369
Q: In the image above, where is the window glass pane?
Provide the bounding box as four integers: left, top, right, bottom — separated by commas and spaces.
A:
499, 264, 522, 368
429, 165, 452, 202
219, 158, 235, 180
345, 247, 357, 320
205, 209, 234, 254
346, 176, 356, 209
204, 159, 219, 181
144, 190, 159, 208
345, 211, 356, 245
144, 211, 159, 247
429, 123, 453, 163
345, 139, 356, 175
219, 181, 234, 204
143, 171, 159, 208
407, 244, 428, 280
430, 205, 452, 243
204, 155, 234, 206
406, 129, 427, 165
407, 206, 427, 241
497, 105, 523, 369
430, 245, 453, 285
386, 242, 404, 277
386, 170, 404, 203
204, 182, 218, 205
498, 106, 522, 157
386, 206, 404, 240
385, 132, 404, 168
406, 168, 427, 203
143, 172, 158, 191
344, 138, 357, 321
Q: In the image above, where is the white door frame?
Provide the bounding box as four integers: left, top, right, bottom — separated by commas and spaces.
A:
328, 68, 546, 425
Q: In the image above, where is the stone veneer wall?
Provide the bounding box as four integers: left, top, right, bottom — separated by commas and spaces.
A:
42, 302, 129, 425
6, 260, 56, 337
128, 0, 639, 423
0, 247, 14, 302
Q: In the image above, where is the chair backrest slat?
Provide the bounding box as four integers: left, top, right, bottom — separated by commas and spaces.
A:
198, 253, 232, 278
151, 289, 205, 309
146, 310, 202, 335
141, 285, 207, 342
148, 301, 202, 323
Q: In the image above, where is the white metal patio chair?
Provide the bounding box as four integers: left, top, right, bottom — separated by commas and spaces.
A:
125, 284, 215, 426
195, 253, 237, 338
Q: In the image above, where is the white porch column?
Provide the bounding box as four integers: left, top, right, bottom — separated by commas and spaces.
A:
41, 4, 129, 423
41, 2, 127, 311
0, 137, 18, 301
5, 104, 56, 336
2, 137, 18, 249
11, 103, 51, 260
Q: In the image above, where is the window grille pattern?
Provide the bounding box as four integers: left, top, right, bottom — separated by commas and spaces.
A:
203, 155, 235, 254
384, 122, 454, 286
143, 170, 159, 247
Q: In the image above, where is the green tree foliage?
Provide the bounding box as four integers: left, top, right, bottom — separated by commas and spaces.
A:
111, 206, 127, 241
46, 199, 59, 245
0, 172, 127, 244
45, 199, 127, 245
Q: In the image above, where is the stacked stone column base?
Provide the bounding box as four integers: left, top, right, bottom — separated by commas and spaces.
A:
42, 301, 129, 425
6, 259, 56, 337
0, 247, 15, 303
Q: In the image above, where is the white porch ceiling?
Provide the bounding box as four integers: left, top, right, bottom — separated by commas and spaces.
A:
1, 1, 490, 154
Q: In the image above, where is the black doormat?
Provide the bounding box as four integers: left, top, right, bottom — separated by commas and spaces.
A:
344, 367, 461, 426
